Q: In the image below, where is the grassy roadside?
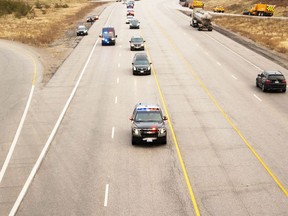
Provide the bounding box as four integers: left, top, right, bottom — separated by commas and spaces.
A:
0, 0, 106, 46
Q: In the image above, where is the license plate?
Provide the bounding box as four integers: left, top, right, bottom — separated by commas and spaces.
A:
147, 138, 153, 142
140, 71, 144, 73
275, 80, 279, 83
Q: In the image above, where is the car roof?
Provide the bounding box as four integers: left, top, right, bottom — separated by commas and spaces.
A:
131, 36, 143, 39
135, 103, 161, 111
264, 70, 283, 75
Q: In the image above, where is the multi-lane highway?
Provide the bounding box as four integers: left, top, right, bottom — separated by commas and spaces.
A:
1, 0, 288, 215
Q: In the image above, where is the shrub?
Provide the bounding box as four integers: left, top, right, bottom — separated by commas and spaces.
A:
0, 0, 32, 17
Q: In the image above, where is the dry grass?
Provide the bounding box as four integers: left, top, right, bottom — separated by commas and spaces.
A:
0, 1, 106, 46
213, 16, 288, 55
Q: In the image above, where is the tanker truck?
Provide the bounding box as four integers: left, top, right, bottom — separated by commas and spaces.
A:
190, 9, 213, 31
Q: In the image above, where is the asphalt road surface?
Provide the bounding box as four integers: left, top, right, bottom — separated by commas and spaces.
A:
1, 0, 288, 215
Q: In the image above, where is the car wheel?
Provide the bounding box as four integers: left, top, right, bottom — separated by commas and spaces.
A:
133, 70, 136, 75
256, 80, 259, 87
262, 84, 266, 92
132, 137, 137, 145
283, 88, 286, 93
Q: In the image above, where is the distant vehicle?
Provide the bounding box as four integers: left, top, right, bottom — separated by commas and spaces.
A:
243, 4, 275, 16
126, 15, 134, 24
76, 25, 88, 36
127, 9, 134, 16
189, 0, 204, 9
127, 2, 134, 8
129, 103, 168, 145
129, 19, 140, 29
190, 9, 213, 31
132, 53, 151, 75
213, 6, 224, 13
86, 15, 99, 22
129, 36, 145, 51
99, 27, 117, 46
256, 70, 286, 92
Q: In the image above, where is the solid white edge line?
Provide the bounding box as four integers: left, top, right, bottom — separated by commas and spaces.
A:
9, 6, 117, 215
253, 94, 262, 102
115, 96, 118, 104
0, 85, 35, 183
231, 75, 237, 80
9, 38, 99, 216
217, 62, 221, 66
111, 127, 115, 139
104, 184, 109, 207
117, 77, 119, 84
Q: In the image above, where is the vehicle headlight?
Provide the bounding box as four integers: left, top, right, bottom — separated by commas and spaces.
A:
148, 66, 151, 70
141, 44, 144, 47
132, 128, 141, 136
158, 128, 166, 136
133, 66, 136, 70
131, 44, 135, 47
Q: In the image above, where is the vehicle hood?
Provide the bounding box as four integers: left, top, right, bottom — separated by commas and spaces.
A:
133, 121, 165, 129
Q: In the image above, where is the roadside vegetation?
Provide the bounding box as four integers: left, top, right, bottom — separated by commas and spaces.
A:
203, 0, 288, 57
0, 0, 106, 46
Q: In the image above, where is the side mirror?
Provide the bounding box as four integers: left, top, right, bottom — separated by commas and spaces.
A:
115, 35, 118, 38
129, 41, 131, 42
150, 62, 152, 65
144, 40, 146, 42
132, 63, 134, 65
129, 117, 133, 121
163, 116, 168, 121
99, 34, 102, 38
257, 74, 261, 77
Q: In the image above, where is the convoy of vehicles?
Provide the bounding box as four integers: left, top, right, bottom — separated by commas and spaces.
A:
190, 9, 213, 31
256, 71, 286, 92
130, 103, 168, 145
243, 4, 275, 16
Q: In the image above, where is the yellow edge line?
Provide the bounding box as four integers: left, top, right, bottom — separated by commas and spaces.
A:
147, 20, 288, 197
144, 43, 201, 216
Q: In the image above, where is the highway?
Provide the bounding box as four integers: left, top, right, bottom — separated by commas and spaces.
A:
0, 0, 288, 215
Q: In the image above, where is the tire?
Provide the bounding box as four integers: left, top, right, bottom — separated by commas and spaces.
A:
132, 137, 137, 145
283, 88, 286, 93
262, 84, 266, 92
256, 80, 259, 87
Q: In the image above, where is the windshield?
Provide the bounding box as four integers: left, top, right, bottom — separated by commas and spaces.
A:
135, 60, 149, 66
135, 112, 162, 122
103, 30, 114, 37
131, 38, 143, 42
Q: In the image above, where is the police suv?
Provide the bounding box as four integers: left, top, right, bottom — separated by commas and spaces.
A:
129, 103, 168, 145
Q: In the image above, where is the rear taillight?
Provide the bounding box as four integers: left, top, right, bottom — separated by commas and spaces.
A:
282, 80, 287, 84
265, 80, 271, 84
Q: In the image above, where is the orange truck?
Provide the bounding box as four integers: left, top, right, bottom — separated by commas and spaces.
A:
243, 4, 275, 16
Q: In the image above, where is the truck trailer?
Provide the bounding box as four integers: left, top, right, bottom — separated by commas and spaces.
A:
190, 9, 213, 31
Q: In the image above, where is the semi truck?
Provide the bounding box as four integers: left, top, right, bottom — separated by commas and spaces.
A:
243, 4, 275, 16
190, 9, 213, 31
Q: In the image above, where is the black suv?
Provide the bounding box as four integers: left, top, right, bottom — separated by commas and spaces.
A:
129, 36, 145, 51
99, 27, 117, 46
132, 53, 151, 75
256, 70, 286, 92
129, 19, 140, 29
130, 103, 168, 145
